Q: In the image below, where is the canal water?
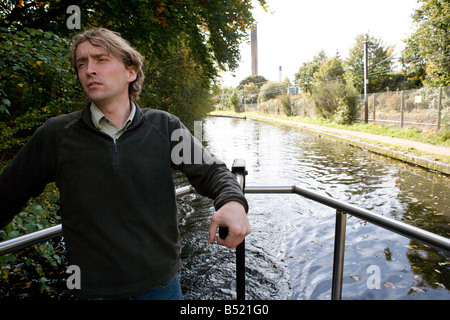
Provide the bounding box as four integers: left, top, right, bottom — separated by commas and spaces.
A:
177, 116, 450, 300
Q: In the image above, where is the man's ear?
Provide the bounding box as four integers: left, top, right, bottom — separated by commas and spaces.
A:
127, 66, 138, 83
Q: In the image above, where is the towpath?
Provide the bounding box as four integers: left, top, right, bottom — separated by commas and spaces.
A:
208, 113, 450, 175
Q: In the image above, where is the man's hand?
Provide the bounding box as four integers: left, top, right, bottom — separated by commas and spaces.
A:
208, 201, 251, 249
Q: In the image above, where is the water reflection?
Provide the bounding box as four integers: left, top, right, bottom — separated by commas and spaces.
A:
178, 117, 449, 300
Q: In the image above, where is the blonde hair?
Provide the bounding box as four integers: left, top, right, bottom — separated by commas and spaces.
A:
70, 28, 145, 101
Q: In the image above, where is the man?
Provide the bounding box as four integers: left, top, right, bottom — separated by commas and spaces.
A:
0, 28, 250, 299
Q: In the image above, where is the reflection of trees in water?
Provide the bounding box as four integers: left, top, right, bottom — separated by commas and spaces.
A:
299, 137, 450, 294
394, 165, 450, 292
406, 243, 449, 292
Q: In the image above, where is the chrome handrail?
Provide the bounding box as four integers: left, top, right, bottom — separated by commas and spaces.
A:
0, 185, 197, 256
0, 225, 62, 256
245, 186, 450, 252
245, 185, 450, 300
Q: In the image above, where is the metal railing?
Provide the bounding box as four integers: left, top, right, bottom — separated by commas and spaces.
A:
244, 185, 450, 299
0, 159, 449, 300
0, 185, 196, 256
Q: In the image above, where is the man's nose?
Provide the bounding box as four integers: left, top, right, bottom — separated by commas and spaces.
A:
85, 61, 97, 76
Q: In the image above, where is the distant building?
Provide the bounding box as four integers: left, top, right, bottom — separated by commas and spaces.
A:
287, 87, 299, 95
251, 24, 258, 76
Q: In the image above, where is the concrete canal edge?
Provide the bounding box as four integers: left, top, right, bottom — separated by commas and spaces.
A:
207, 113, 450, 175
304, 129, 450, 175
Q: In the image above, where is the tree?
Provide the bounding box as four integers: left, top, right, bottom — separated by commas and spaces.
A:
401, 36, 427, 87
0, 27, 84, 158
294, 50, 327, 94
139, 46, 215, 127
402, 0, 450, 87
279, 92, 292, 116
296, 53, 358, 122
229, 90, 241, 112
1, 0, 269, 143
1, 0, 268, 82
215, 86, 235, 109
313, 56, 344, 83
311, 81, 358, 123
241, 83, 260, 104
293, 52, 357, 122
258, 81, 286, 102
237, 75, 268, 89
344, 33, 394, 94
237, 75, 268, 104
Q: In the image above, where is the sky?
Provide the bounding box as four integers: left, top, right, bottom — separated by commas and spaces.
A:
219, 0, 421, 87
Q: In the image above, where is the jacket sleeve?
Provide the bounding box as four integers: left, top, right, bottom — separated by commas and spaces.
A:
0, 119, 59, 229
169, 117, 248, 213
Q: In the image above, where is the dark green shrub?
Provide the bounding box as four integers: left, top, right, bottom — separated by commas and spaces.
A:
0, 27, 84, 159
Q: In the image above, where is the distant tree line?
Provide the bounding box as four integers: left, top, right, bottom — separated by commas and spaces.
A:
217, 0, 449, 124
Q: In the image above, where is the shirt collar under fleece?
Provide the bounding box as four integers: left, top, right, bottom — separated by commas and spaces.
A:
89, 101, 136, 139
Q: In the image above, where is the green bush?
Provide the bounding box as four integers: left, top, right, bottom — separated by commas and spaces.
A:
0, 27, 84, 159
258, 81, 285, 102
0, 27, 73, 295
0, 178, 65, 297
279, 94, 292, 116
229, 90, 241, 113
333, 97, 358, 125
311, 81, 358, 123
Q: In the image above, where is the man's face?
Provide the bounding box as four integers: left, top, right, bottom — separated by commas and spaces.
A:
75, 41, 137, 106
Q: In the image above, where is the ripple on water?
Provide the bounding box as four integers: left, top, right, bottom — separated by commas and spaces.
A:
178, 117, 450, 300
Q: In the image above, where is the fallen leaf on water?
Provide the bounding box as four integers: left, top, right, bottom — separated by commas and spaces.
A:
349, 274, 359, 281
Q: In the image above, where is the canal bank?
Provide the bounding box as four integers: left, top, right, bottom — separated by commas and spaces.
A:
207, 112, 450, 175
